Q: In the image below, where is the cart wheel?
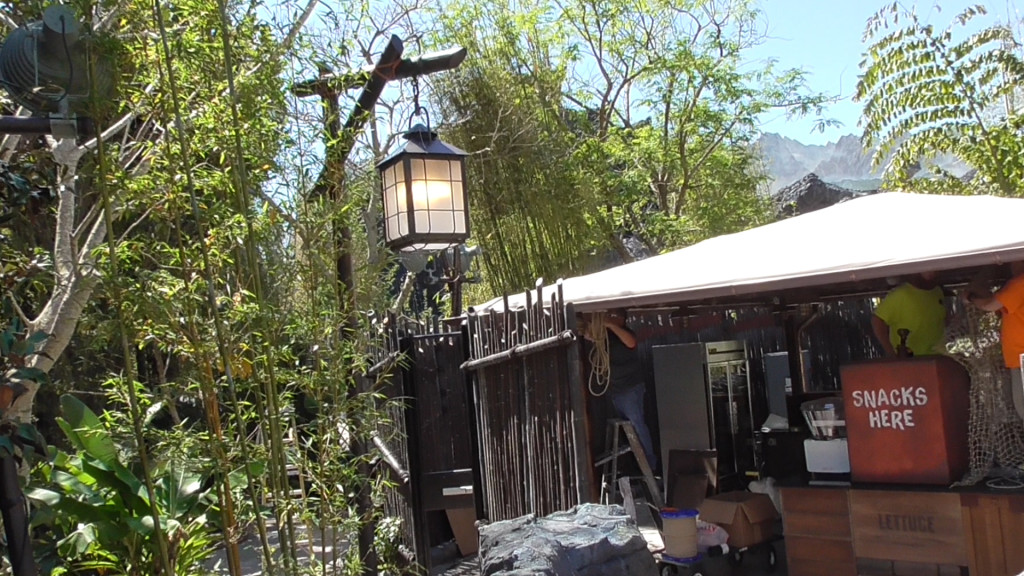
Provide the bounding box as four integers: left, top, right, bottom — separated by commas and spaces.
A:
766, 544, 778, 573
728, 550, 744, 566
659, 564, 678, 576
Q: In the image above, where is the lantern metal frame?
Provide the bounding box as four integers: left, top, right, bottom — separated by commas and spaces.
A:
377, 117, 470, 252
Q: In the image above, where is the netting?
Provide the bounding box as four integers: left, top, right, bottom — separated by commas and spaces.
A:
946, 303, 1024, 485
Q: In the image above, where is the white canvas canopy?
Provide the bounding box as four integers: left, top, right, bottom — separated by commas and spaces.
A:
473, 192, 1024, 313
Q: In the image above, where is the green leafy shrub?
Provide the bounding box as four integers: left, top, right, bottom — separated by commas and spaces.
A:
28, 395, 218, 576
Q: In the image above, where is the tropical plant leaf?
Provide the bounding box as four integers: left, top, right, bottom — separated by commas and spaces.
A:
25, 486, 61, 506
58, 395, 118, 466
57, 523, 99, 557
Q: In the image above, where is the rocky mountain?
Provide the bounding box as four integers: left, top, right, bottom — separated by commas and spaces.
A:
754, 132, 967, 192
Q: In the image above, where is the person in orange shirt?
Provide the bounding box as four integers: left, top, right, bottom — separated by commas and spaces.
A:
963, 261, 1024, 418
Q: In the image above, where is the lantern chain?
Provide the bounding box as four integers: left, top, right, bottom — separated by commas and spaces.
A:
409, 75, 430, 131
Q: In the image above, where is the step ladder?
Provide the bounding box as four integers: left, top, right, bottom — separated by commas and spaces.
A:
595, 419, 664, 510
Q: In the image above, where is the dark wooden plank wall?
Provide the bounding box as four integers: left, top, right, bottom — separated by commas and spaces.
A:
408, 332, 474, 475
371, 322, 476, 567
584, 299, 882, 457
632, 299, 881, 393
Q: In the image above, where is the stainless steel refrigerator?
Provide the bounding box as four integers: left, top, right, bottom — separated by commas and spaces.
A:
652, 340, 757, 492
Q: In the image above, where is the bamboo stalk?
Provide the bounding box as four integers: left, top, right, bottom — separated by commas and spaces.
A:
211, 0, 305, 570
94, 121, 174, 576
149, 2, 274, 572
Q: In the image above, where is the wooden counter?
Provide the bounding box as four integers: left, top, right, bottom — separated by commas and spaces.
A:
780, 486, 855, 576
780, 485, 1024, 576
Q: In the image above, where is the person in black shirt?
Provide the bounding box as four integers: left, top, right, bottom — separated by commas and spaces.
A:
604, 309, 658, 473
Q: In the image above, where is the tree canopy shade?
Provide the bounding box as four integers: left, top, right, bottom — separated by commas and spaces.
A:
429, 0, 830, 296
857, 3, 1024, 196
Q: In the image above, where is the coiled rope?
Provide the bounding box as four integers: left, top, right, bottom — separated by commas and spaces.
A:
586, 312, 612, 396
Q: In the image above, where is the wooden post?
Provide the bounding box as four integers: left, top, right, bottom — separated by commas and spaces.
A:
0, 455, 35, 576
565, 303, 594, 505
399, 335, 431, 573
291, 36, 467, 575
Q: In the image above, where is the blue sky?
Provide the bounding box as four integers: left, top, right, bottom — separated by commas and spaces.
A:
749, 0, 1016, 145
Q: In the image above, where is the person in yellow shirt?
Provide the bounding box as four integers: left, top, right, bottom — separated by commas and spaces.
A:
871, 271, 947, 357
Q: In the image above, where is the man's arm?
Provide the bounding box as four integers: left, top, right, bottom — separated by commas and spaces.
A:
962, 287, 1005, 312
871, 314, 896, 356
606, 323, 637, 349
967, 293, 1005, 312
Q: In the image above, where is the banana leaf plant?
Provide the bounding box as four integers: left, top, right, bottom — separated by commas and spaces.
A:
27, 395, 219, 576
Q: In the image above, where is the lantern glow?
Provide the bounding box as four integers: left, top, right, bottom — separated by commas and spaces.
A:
378, 124, 470, 252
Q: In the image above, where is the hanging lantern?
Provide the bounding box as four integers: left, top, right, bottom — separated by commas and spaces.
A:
378, 122, 470, 252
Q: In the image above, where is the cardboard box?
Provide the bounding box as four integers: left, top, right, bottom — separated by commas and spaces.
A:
445, 507, 479, 556
698, 491, 777, 549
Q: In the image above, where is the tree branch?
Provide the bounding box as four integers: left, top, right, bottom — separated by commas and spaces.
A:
117, 200, 167, 244
81, 89, 156, 152
281, 0, 321, 56
5, 292, 30, 328
0, 11, 17, 31
95, 0, 131, 32
0, 107, 29, 162
52, 174, 77, 283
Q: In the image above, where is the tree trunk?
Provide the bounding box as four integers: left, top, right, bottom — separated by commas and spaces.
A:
9, 162, 107, 424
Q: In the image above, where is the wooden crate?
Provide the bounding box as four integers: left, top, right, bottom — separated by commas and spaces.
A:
962, 493, 1024, 576
849, 490, 967, 566
781, 487, 856, 576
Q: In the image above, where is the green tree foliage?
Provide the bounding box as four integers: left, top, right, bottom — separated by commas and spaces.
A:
857, 3, 1024, 195
429, 0, 599, 293
0, 0, 405, 574
430, 0, 826, 295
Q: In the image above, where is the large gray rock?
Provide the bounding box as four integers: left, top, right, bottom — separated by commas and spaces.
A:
478, 503, 658, 576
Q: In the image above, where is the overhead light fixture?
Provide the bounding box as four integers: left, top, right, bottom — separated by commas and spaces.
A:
0, 5, 106, 138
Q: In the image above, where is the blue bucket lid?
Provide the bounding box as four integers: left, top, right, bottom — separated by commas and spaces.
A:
660, 507, 699, 519
661, 552, 703, 564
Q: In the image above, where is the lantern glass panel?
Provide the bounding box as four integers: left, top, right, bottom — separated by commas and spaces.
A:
451, 180, 464, 211
382, 164, 401, 242
386, 216, 401, 241
430, 211, 454, 232
410, 180, 454, 213
410, 158, 426, 180
427, 181, 453, 211
395, 165, 409, 214
414, 212, 429, 233
425, 158, 451, 180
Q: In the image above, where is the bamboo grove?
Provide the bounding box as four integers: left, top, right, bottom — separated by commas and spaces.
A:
0, 0, 399, 574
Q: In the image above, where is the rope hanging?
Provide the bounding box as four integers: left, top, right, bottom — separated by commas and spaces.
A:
585, 312, 611, 397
